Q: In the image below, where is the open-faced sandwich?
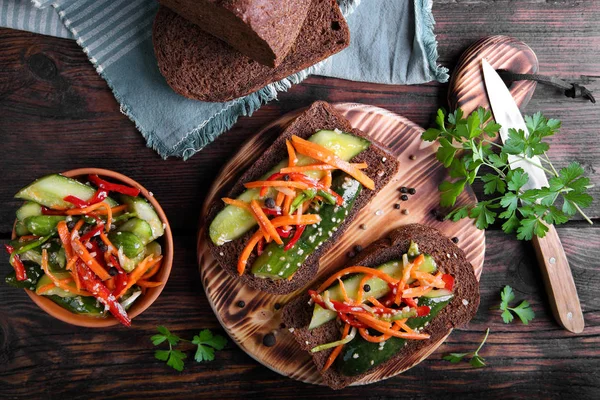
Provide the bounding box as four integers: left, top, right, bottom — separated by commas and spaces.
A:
282, 224, 480, 389
206, 101, 399, 294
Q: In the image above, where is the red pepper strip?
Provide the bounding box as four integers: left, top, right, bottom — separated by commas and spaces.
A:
76, 262, 131, 327
109, 255, 128, 295
404, 297, 417, 308
283, 225, 306, 251
338, 311, 369, 329
261, 207, 282, 216
441, 274, 454, 291
416, 306, 431, 317
88, 174, 140, 197
64, 190, 108, 208
288, 173, 344, 206
41, 207, 67, 215
256, 238, 265, 256
259, 172, 286, 197
80, 223, 105, 243
4, 245, 27, 281
276, 227, 292, 238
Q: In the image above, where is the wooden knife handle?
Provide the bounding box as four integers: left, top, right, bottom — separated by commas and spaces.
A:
532, 225, 584, 333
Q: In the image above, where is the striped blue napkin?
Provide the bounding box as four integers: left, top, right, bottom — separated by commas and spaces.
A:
0, 0, 448, 159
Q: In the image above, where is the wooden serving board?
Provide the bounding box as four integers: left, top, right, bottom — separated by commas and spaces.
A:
197, 103, 485, 386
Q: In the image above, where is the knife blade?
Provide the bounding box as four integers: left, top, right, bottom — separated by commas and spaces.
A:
481, 58, 584, 333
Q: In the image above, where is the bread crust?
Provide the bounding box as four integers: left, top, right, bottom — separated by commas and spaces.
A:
282, 224, 480, 389
206, 101, 399, 294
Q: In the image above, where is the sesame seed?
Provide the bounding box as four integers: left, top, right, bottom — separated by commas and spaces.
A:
382, 157, 387, 162
462, 299, 469, 306
352, 353, 359, 359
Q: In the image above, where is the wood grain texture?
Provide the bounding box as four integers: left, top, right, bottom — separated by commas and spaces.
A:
197, 103, 485, 386
1, 0, 600, 397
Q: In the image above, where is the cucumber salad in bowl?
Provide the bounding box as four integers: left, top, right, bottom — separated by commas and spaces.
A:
4, 171, 170, 327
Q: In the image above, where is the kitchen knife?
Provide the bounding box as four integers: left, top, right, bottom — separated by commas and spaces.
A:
481, 58, 584, 333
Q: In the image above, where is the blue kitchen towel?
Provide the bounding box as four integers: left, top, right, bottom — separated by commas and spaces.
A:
0, 0, 448, 159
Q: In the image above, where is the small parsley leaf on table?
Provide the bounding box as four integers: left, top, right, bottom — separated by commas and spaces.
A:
499, 285, 535, 324
443, 328, 490, 368
192, 329, 228, 363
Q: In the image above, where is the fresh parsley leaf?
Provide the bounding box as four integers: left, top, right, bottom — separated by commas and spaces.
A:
443, 353, 469, 363
439, 179, 466, 207
192, 329, 228, 363
506, 169, 529, 192
422, 128, 441, 142
504, 128, 549, 157
488, 152, 508, 169
498, 286, 535, 324
469, 201, 498, 230
446, 205, 470, 222
482, 173, 506, 195
155, 349, 170, 361
501, 212, 521, 234
543, 206, 569, 225
167, 350, 187, 372
437, 138, 458, 168
436, 108, 447, 130
469, 355, 486, 368
517, 216, 549, 240
562, 192, 593, 216
152, 326, 180, 346
467, 112, 482, 139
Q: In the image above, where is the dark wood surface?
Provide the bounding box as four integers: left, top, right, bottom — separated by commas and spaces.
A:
1, 1, 599, 398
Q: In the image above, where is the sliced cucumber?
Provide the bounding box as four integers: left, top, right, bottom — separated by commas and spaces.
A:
309, 252, 439, 330
14, 220, 30, 236
209, 130, 371, 245
118, 251, 145, 273
16, 201, 42, 221
15, 174, 117, 209
118, 218, 153, 245
108, 231, 144, 258
145, 241, 162, 257
24, 215, 66, 236
47, 295, 105, 317
4, 262, 43, 290
120, 195, 164, 240
36, 272, 77, 297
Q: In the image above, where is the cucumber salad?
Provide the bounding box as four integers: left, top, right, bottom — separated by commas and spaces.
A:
4, 173, 166, 327
307, 242, 455, 376
209, 130, 375, 279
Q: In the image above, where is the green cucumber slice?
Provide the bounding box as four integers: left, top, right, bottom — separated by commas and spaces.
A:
46, 295, 106, 317
24, 215, 66, 236
209, 130, 370, 245
108, 231, 144, 259
117, 218, 154, 245
15, 174, 117, 209
14, 221, 30, 236
16, 201, 42, 221
120, 195, 164, 240
36, 272, 77, 297
251, 175, 362, 280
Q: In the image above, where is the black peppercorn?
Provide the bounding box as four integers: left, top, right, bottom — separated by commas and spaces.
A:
452, 237, 459, 243
394, 203, 401, 209
109, 267, 118, 276
264, 197, 276, 209
263, 333, 276, 347
354, 245, 363, 253
67, 220, 76, 230
274, 303, 281, 310
236, 300, 246, 308
283, 174, 290, 181
363, 284, 371, 293
400, 194, 409, 201
399, 187, 408, 193
408, 188, 416, 195
436, 214, 445, 221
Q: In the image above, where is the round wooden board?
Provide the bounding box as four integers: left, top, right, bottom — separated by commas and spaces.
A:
197, 103, 485, 386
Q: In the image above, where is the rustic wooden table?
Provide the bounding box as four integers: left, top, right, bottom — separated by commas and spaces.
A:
1, 1, 599, 398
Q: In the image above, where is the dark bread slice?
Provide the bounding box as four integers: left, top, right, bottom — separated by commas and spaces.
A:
152, 0, 350, 102
206, 101, 399, 294
282, 224, 480, 389
157, 0, 312, 67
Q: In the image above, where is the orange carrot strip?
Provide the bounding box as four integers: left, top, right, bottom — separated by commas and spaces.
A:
105, 277, 115, 291
322, 171, 332, 188
283, 194, 293, 216
136, 280, 164, 288
317, 266, 399, 294
398, 322, 414, 333
275, 192, 285, 207
115, 255, 163, 299
99, 231, 116, 255
286, 139, 297, 167
143, 262, 161, 279
65, 202, 113, 232
322, 324, 350, 372
36, 282, 58, 294
244, 180, 309, 190
337, 278, 350, 303
71, 237, 111, 281
222, 198, 252, 212
279, 163, 368, 174
250, 200, 282, 245
371, 325, 430, 340
356, 274, 372, 304
237, 230, 264, 275
291, 135, 375, 190
354, 314, 392, 332
368, 297, 385, 308
270, 214, 321, 227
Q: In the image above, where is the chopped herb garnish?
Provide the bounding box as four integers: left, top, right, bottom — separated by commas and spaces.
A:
443, 328, 490, 368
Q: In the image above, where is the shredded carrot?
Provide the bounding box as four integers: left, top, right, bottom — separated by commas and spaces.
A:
280, 162, 368, 174
40, 249, 89, 296
398, 321, 414, 333
136, 280, 164, 288
356, 274, 372, 304
322, 171, 332, 188
354, 313, 392, 331
250, 200, 282, 245
143, 262, 161, 280
275, 186, 296, 197
368, 297, 385, 308
291, 135, 375, 190
275, 192, 285, 207
317, 266, 399, 294
57, 221, 74, 260
18, 235, 40, 241
283, 194, 293, 216
99, 231, 116, 255
115, 254, 163, 298
36, 282, 58, 295
237, 229, 264, 275
222, 198, 252, 212
244, 180, 309, 190
337, 278, 350, 303
370, 324, 430, 340
65, 202, 113, 232
70, 219, 85, 240
322, 323, 350, 372
359, 328, 390, 343
270, 214, 321, 227
71, 237, 111, 281
286, 139, 297, 167
105, 277, 115, 291
402, 286, 433, 298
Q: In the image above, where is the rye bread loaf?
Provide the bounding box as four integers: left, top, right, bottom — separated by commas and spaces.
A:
206, 101, 399, 294
153, 0, 350, 102
282, 224, 480, 389
157, 0, 312, 67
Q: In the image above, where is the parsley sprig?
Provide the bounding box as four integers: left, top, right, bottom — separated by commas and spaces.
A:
499, 286, 535, 324
443, 328, 490, 368
151, 326, 227, 371
422, 108, 594, 240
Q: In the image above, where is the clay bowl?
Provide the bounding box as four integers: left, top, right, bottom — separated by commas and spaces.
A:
11, 168, 173, 328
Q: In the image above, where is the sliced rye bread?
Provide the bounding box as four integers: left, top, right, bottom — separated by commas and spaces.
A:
152, 0, 350, 102
206, 101, 399, 294
156, 0, 312, 67
282, 224, 480, 389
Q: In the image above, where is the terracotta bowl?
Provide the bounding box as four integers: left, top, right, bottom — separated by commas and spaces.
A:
11, 168, 174, 328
